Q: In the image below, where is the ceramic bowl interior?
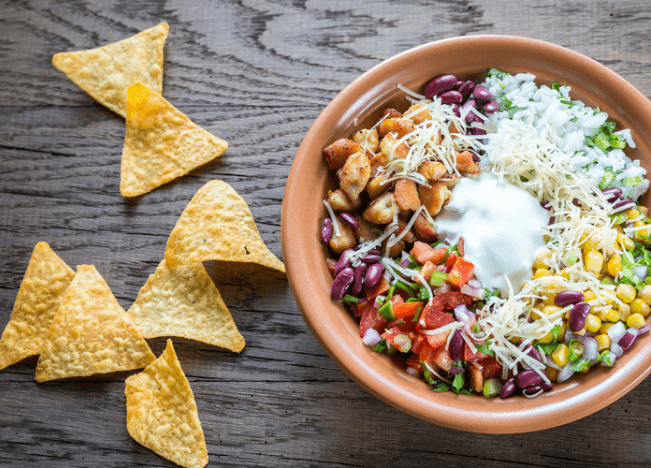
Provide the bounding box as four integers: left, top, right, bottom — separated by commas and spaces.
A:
281, 35, 651, 433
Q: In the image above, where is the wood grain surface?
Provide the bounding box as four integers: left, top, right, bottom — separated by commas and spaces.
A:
2, 1, 651, 467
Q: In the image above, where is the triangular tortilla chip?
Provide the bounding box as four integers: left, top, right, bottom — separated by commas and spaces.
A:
164, 180, 285, 273
125, 339, 208, 468
127, 261, 245, 352
35, 265, 155, 382
52, 22, 169, 118
0, 242, 75, 371
120, 82, 228, 197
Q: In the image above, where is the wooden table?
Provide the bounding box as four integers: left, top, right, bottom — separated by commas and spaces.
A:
2, 1, 651, 466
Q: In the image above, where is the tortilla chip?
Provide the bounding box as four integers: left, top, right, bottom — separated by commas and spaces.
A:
35, 265, 155, 382
52, 22, 169, 118
120, 83, 228, 197
164, 180, 285, 273
0, 242, 75, 371
127, 261, 245, 352
125, 339, 208, 468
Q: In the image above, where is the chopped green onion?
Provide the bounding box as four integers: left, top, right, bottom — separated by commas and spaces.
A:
570, 358, 591, 372
392, 334, 412, 353
568, 339, 584, 362
599, 168, 615, 189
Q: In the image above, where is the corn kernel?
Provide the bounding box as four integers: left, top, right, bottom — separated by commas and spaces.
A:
541, 292, 557, 306
631, 298, 651, 317
534, 268, 552, 279
584, 290, 597, 302
626, 209, 641, 220
584, 314, 601, 333
639, 284, 651, 304
583, 251, 604, 276
552, 344, 569, 366
558, 269, 571, 280
600, 322, 615, 334
607, 254, 623, 277
533, 249, 552, 270
618, 303, 632, 322
542, 304, 562, 316
545, 366, 559, 382
530, 307, 544, 321
595, 334, 611, 352
582, 236, 598, 252
532, 304, 561, 322
604, 309, 621, 323
616, 284, 636, 303
618, 233, 635, 251
537, 331, 555, 343
633, 222, 651, 240
599, 292, 615, 305
627, 313, 646, 329
558, 321, 566, 338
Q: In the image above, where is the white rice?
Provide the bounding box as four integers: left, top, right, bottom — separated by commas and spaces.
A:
481, 71, 648, 201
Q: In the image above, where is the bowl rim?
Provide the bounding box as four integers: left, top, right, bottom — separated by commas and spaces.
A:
282, 34, 651, 433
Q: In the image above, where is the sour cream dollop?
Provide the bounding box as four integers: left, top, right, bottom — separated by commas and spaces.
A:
436, 172, 549, 292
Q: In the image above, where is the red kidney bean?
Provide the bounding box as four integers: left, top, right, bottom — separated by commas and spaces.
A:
542, 381, 553, 391
554, 290, 584, 307
451, 103, 460, 117
516, 370, 543, 389
454, 80, 464, 89
540, 200, 551, 210
334, 248, 354, 275
569, 302, 591, 332
471, 128, 487, 135
449, 329, 463, 361
473, 85, 492, 102
523, 384, 543, 396
360, 254, 382, 264
331, 267, 355, 300
462, 100, 479, 123
339, 212, 359, 229
364, 262, 384, 288
470, 151, 480, 163
524, 344, 542, 362
483, 101, 500, 113
440, 90, 463, 105
350, 263, 367, 297
601, 187, 622, 202
320, 218, 333, 244
612, 198, 635, 210
500, 378, 516, 398
424, 74, 458, 99
458, 80, 475, 99
548, 216, 555, 225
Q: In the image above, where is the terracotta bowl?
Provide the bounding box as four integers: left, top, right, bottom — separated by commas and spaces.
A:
281, 35, 651, 433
